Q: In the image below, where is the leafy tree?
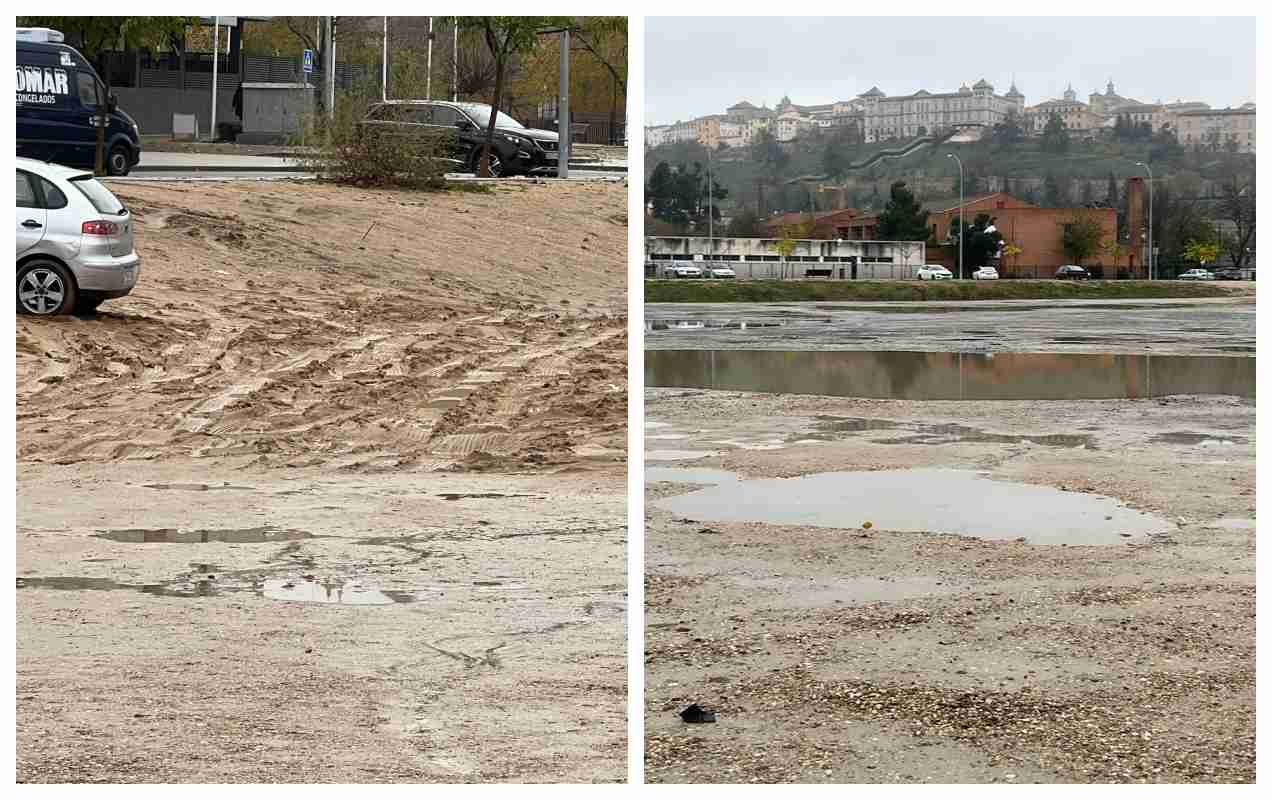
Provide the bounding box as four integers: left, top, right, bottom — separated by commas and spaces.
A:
646, 161, 684, 226
1215, 174, 1255, 268
947, 213, 1004, 274
876, 181, 931, 242
1182, 240, 1220, 265
990, 109, 1024, 147
725, 208, 764, 237
17, 16, 195, 79
1062, 213, 1106, 265
1042, 173, 1062, 206
1041, 112, 1070, 154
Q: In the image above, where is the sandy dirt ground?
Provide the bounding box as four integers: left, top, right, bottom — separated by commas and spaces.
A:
644, 389, 1254, 784
16, 179, 627, 783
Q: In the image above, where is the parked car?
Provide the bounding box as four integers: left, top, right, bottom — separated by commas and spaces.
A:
16, 156, 138, 315
662, 264, 703, 279
916, 264, 953, 280
360, 100, 560, 177
16, 28, 141, 176
1178, 268, 1215, 281
972, 266, 999, 280
1055, 265, 1089, 280
705, 265, 736, 279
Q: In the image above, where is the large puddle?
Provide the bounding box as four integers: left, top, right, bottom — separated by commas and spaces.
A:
94, 526, 315, 544
649, 467, 1169, 545
646, 350, 1255, 400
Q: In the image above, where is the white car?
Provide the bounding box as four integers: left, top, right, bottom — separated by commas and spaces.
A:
972, 266, 999, 280
662, 264, 703, 279
1178, 268, 1215, 281
16, 157, 139, 315
916, 264, 953, 281
705, 265, 736, 279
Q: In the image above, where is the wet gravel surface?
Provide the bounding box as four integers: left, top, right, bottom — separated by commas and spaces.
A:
644, 390, 1255, 783
646, 297, 1255, 356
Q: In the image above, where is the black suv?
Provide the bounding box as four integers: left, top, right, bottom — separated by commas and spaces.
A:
1055, 265, 1090, 280
361, 101, 560, 177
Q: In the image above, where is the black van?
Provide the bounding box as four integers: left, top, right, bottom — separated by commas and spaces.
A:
16, 29, 141, 176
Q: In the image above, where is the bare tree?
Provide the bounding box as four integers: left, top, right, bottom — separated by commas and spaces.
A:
1216, 174, 1255, 269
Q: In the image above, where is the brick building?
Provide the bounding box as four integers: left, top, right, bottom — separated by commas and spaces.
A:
844, 193, 1127, 274
760, 208, 861, 239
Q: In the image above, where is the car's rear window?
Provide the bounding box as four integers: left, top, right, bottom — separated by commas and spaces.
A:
69, 176, 125, 215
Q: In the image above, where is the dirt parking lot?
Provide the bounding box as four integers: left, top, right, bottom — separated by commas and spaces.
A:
645, 388, 1254, 783
16, 179, 628, 782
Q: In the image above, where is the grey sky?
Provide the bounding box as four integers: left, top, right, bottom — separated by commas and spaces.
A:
645, 16, 1255, 125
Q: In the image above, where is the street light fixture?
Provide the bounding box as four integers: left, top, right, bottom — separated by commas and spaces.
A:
947, 153, 964, 279
1135, 161, 1153, 280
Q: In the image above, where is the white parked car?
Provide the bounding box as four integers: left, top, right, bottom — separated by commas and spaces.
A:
916, 264, 953, 281
662, 264, 703, 279
972, 266, 999, 280
16, 157, 139, 315
705, 265, 736, 279
1178, 268, 1215, 281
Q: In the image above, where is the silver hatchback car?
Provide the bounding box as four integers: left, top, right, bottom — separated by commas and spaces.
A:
16, 157, 139, 315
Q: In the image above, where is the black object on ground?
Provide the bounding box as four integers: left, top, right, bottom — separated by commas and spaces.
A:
680, 703, 717, 724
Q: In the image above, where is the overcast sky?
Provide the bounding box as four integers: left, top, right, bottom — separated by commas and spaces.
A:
645, 16, 1256, 125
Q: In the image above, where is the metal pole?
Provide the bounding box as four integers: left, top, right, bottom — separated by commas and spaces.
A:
426, 17, 433, 100
947, 153, 963, 279
557, 29, 569, 179
707, 145, 713, 261
210, 20, 220, 141
382, 16, 388, 102
1135, 162, 1154, 279
452, 22, 458, 101
326, 17, 336, 121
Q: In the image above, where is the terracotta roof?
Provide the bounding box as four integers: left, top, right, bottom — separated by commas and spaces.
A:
763, 208, 860, 228
939, 193, 1036, 213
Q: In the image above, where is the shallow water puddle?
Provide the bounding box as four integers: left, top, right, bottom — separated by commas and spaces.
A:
262, 577, 414, 605
646, 350, 1255, 400
645, 449, 719, 462
1150, 431, 1248, 446
651, 467, 1169, 545
95, 526, 314, 544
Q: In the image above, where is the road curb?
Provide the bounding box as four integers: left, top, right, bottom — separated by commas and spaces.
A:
134, 161, 627, 175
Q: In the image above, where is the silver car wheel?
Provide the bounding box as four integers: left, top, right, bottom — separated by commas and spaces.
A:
19, 268, 66, 315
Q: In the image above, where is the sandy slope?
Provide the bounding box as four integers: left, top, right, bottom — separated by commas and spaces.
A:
16, 179, 628, 783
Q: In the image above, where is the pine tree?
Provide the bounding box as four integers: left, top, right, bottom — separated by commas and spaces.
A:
876, 181, 931, 241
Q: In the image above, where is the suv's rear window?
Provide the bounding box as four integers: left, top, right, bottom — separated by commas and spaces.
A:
69, 176, 125, 215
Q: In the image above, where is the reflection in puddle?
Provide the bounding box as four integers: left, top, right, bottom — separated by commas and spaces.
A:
646, 320, 785, 332
262, 577, 412, 605
95, 527, 314, 544
1150, 431, 1248, 446
651, 468, 1169, 545
646, 350, 1255, 400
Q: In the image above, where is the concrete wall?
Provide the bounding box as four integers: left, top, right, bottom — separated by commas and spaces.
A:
239, 84, 314, 144
113, 87, 239, 137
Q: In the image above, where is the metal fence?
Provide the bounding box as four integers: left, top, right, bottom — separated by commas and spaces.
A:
97, 49, 369, 91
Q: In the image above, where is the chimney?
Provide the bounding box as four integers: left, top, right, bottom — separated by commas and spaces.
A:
1126, 176, 1145, 276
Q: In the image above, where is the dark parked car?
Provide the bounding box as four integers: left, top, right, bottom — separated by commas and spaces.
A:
360, 101, 560, 177
1055, 265, 1089, 280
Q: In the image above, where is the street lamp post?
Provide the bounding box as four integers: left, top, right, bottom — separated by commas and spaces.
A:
1136, 161, 1153, 280
947, 153, 964, 279
707, 144, 713, 265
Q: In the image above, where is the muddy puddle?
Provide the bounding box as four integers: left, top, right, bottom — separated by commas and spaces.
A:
141, 482, 255, 491
17, 572, 423, 605
650, 467, 1169, 545
1150, 431, 1249, 446
94, 526, 314, 544
806, 417, 1095, 448
646, 350, 1255, 400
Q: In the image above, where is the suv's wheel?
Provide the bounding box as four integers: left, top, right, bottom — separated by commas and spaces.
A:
106, 143, 132, 176
470, 148, 505, 177
17, 260, 77, 316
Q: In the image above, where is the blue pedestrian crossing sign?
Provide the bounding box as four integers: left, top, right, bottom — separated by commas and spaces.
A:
302, 49, 314, 74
